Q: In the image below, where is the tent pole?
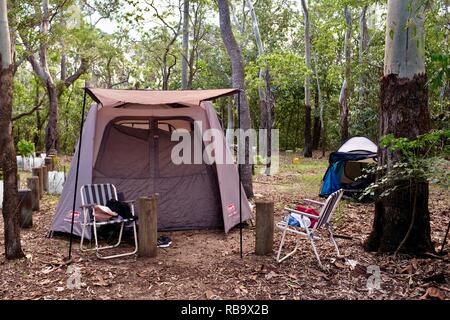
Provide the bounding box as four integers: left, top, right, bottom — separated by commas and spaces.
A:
237, 90, 243, 259
68, 89, 87, 260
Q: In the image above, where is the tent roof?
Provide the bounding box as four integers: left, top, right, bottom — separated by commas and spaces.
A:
85, 88, 239, 108
338, 136, 378, 154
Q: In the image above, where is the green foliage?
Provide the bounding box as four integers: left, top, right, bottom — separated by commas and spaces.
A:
8, 0, 450, 157
17, 139, 35, 157
362, 130, 450, 199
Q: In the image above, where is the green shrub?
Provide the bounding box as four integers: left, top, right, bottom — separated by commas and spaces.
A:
17, 139, 35, 157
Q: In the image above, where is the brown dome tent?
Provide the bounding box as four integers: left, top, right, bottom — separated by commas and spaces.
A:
49, 88, 253, 251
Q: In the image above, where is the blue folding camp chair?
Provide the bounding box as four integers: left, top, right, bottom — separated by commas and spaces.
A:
276, 189, 344, 268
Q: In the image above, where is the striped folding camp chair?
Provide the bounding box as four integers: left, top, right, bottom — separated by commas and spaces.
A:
276, 189, 344, 268
80, 184, 138, 259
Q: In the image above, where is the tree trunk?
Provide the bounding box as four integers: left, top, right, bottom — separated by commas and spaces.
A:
33, 83, 42, 149
34, 109, 41, 149
358, 5, 369, 107
312, 79, 320, 150
246, 0, 273, 175
285, 113, 294, 150
219, 99, 225, 128
45, 81, 59, 152
312, 115, 321, 150
226, 98, 234, 148
294, 106, 300, 149
0, 0, 25, 259
217, 0, 253, 198
339, 5, 352, 144
313, 51, 325, 155
439, 0, 449, 113
40, 0, 57, 153
227, 98, 234, 129
365, 74, 433, 254
365, 0, 434, 254
301, 0, 312, 157
60, 20, 66, 82
181, 0, 189, 89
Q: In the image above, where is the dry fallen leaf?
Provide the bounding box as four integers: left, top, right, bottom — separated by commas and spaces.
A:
420, 287, 446, 300
205, 290, 215, 299
265, 271, 278, 280
400, 265, 413, 274
93, 275, 110, 287
344, 259, 358, 270
288, 273, 299, 280
39, 279, 51, 285
307, 268, 329, 280
40, 266, 55, 274
411, 258, 418, 271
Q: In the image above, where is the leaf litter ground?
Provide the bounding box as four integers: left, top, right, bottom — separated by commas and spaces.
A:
0, 152, 449, 300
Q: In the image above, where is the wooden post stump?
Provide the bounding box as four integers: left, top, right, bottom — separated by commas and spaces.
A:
49, 155, 57, 171
32, 167, 44, 199
38, 167, 44, 198
255, 200, 274, 255
42, 165, 48, 192
27, 177, 40, 211
45, 157, 53, 171
19, 189, 33, 228
138, 196, 158, 258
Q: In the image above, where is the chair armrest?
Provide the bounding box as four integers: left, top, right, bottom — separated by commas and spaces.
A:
285, 207, 319, 220
80, 204, 96, 209
302, 199, 325, 206
122, 200, 135, 204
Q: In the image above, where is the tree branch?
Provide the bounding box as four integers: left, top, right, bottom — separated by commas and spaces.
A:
63, 58, 88, 87
19, 33, 47, 81
27, 53, 48, 81
12, 99, 44, 122
13, 55, 27, 75
48, 0, 70, 26
147, 0, 183, 36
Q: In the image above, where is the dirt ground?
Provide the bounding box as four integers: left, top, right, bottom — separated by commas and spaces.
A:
1, 153, 449, 300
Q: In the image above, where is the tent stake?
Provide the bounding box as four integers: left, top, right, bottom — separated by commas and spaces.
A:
68, 89, 87, 260
237, 90, 243, 259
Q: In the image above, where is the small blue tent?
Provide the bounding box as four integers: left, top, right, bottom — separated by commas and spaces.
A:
320, 137, 377, 198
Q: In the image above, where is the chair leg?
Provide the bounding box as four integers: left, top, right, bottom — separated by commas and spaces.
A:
276, 224, 289, 262
96, 221, 138, 260
80, 225, 100, 252
80, 223, 87, 252
93, 220, 100, 253
327, 224, 341, 257
304, 226, 323, 269
110, 223, 125, 248
308, 234, 323, 269
276, 224, 301, 263
132, 221, 138, 254
80, 210, 95, 252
